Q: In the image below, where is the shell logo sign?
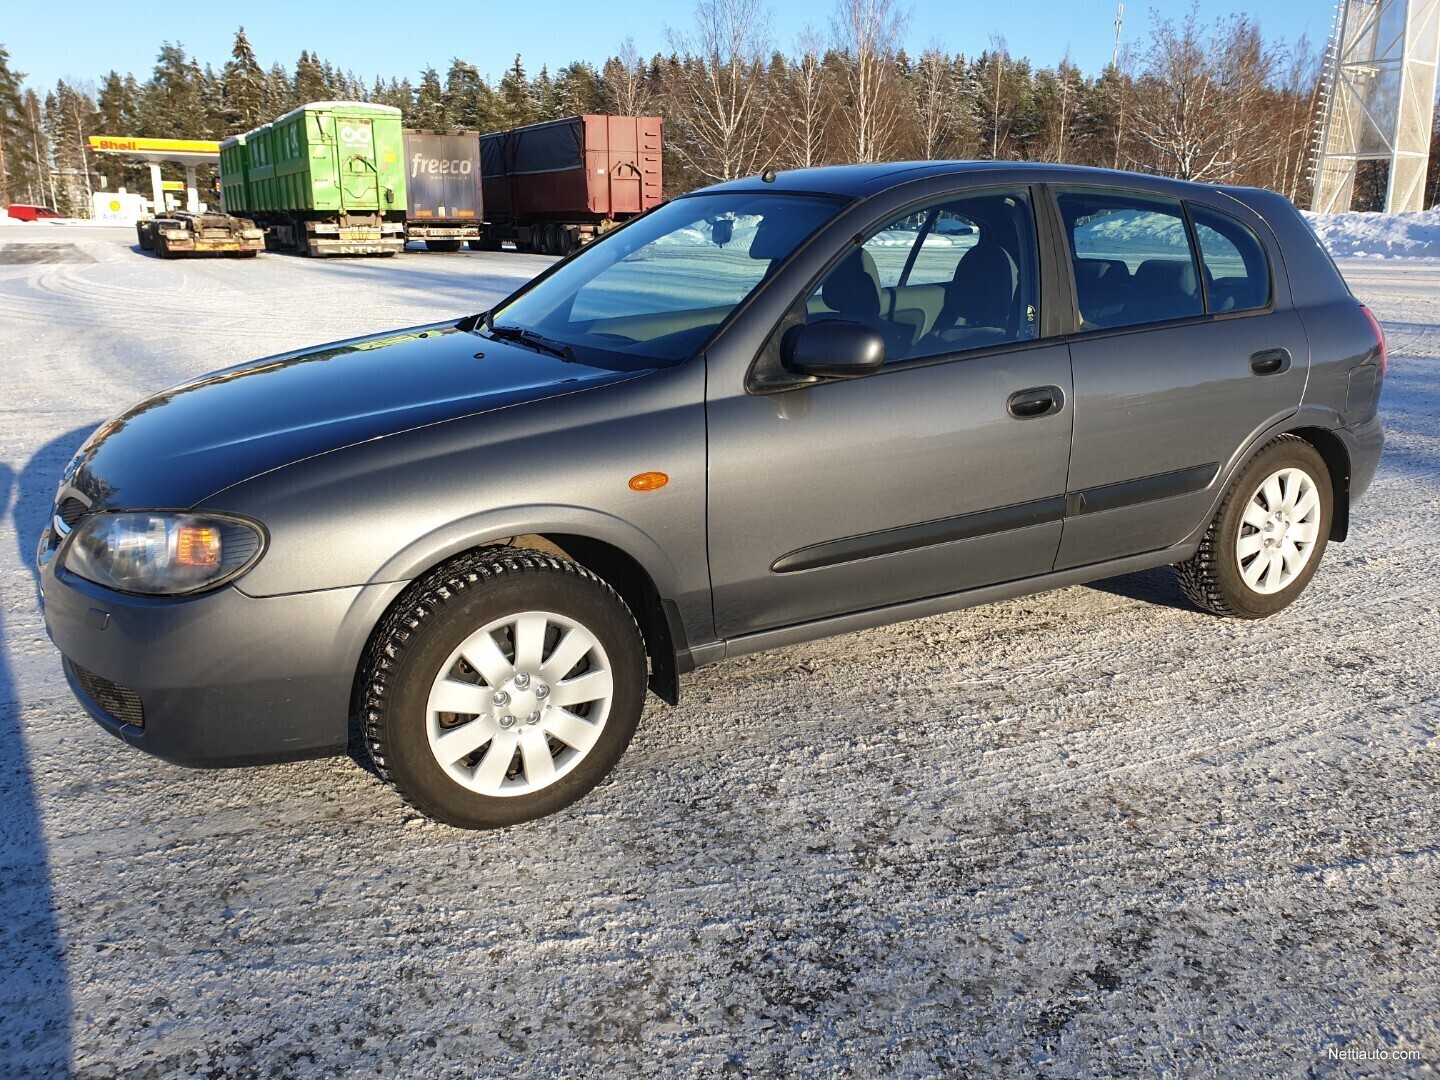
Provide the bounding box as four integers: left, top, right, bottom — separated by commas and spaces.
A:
87, 136, 220, 155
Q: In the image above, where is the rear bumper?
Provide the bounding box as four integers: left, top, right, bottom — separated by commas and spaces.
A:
39, 540, 406, 766
305, 237, 405, 257
161, 238, 265, 254
1340, 412, 1384, 504
406, 223, 481, 239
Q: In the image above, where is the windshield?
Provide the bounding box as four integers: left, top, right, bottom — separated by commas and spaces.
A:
487, 192, 843, 364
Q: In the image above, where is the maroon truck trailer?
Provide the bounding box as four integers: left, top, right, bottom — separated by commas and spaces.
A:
479, 114, 662, 255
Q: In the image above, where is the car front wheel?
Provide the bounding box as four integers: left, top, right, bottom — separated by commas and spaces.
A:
1174, 434, 1332, 618
362, 548, 647, 828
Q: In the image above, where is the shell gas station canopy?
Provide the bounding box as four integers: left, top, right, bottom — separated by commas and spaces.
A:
87, 136, 220, 213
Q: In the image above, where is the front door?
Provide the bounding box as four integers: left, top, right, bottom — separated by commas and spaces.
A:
707, 187, 1075, 639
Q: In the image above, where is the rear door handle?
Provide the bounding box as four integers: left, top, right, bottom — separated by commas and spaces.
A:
1007, 386, 1065, 419
1250, 348, 1291, 375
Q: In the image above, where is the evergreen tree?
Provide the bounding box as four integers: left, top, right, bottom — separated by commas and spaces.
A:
444, 59, 494, 132
22, 89, 53, 207
267, 62, 296, 114
413, 66, 446, 130
554, 61, 606, 117
294, 50, 326, 103
46, 80, 97, 215
496, 55, 535, 128
531, 65, 560, 121
142, 43, 210, 138
95, 71, 146, 190
0, 43, 37, 204
223, 27, 267, 132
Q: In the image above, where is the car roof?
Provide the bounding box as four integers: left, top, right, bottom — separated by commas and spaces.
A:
688, 161, 1220, 201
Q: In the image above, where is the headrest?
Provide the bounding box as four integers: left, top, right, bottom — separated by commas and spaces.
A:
749, 214, 804, 262
821, 248, 882, 318
1134, 258, 1198, 297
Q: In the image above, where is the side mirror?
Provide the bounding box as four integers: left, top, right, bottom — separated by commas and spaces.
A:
782, 320, 886, 379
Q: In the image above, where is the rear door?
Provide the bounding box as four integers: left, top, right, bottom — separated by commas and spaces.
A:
706, 186, 1075, 639
1053, 188, 1309, 568
336, 115, 380, 211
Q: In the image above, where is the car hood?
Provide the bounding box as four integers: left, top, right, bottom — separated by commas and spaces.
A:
64, 322, 651, 511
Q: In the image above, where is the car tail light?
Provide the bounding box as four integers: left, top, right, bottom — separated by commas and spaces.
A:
1360, 305, 1386, 376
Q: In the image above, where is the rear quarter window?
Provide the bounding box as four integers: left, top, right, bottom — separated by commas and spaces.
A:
1189, 204, 1271, 313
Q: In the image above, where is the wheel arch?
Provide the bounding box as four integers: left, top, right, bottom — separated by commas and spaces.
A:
1285, 426, 1351, 542
354, 517, 691, 716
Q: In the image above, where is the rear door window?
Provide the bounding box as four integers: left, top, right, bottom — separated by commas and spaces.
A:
1058, 190, 1202, 330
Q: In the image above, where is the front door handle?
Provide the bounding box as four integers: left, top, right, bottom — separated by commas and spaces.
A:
1250, 348, 1291, 375
1008, 386, 1065, 419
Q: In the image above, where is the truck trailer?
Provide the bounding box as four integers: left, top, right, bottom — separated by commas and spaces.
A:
219, 102, 408, 256
135, 211, 265, 258
479, 114, 662, 254
403, 130, 483, 251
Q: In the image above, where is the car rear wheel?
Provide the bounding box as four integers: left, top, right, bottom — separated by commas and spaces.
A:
1174, 435, 1332, 618
362, 548, 647, 828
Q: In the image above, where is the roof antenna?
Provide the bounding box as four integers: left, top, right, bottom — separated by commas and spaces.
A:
761, 168, 777, 183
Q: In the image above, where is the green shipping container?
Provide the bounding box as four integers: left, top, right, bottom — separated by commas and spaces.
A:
223, 102, 407, 218
218, 133, 250, 214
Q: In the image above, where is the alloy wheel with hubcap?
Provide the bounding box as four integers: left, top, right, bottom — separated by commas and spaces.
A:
1235, 466, 1322, 594
363, 549, 646, 829
427, 610, 614, 797
1174, 434, 1333, 619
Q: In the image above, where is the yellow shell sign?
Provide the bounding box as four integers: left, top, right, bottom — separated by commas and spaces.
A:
87, 136, 220, 154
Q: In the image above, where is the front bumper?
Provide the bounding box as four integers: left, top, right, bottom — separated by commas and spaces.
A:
39, 529, 406, 767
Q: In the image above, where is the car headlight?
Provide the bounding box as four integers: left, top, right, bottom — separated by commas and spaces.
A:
62, 512, 266, 596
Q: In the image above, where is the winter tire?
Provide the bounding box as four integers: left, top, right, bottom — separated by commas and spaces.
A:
362, 548, 647, 829
425, 239, 463, 253
1174, 435, 1332, 618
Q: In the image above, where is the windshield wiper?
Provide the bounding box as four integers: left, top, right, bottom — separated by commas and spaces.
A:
488, 324, 575, 361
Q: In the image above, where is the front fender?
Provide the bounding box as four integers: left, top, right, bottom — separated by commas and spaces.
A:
372, 504, 687, 607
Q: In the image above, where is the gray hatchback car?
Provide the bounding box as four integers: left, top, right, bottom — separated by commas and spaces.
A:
39, 162, 1385, 828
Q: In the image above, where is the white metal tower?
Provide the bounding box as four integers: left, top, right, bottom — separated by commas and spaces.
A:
1310, 0, 1440, 213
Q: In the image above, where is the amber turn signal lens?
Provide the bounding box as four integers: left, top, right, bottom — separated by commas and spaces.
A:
176, 526, 221, 567
628, 471, 670, 492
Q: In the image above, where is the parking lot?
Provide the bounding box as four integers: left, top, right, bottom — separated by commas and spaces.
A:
1, 226, 1436, 1074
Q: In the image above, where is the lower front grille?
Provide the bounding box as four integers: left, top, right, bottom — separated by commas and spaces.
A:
56, 497, 89, 529
69, 662, 145, 728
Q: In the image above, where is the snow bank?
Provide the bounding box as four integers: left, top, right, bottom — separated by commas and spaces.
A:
1304, 208, 1440, 260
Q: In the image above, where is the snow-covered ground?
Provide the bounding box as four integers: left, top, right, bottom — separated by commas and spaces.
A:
1304, 207, 1440, 260
0, 223, 1437, 1075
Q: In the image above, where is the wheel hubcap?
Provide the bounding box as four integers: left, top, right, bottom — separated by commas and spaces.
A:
425, 610, 614, 797
1236, 466, 1322, 595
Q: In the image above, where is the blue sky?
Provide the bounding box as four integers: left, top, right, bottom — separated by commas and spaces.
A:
7, 0, 1327, 96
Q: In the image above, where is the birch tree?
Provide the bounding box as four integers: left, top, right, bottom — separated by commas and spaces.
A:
663, 0, 771, 182
603, 38, 648, 116
776, 28, 832, 168
831, 0, 907, 162
910, 47, 953, 159
1132, 10, 1277, 182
